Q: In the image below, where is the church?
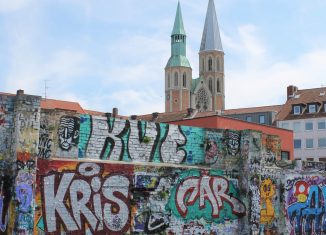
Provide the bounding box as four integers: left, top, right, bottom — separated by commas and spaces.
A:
165, 0, 225, 113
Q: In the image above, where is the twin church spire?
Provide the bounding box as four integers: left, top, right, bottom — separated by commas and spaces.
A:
165, 0, 225, 113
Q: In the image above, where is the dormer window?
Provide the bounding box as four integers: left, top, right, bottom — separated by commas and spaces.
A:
293, 105, 301, 115
308, 104, 316, 113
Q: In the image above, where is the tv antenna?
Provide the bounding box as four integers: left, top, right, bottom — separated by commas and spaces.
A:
44, 80, 50, 100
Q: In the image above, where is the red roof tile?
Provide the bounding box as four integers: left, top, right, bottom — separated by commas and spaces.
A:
41, 99, 86, 114
276, 87, 326, 121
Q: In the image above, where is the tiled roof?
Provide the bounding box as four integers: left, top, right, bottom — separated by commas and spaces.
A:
41, 99, 86, 114
223, 105, 283, 115
276, 87, 326, 121
0, 92, 15, 96
84, 109, 106, 116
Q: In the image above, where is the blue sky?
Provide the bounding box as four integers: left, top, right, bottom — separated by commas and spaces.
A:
1, 0, 326, 115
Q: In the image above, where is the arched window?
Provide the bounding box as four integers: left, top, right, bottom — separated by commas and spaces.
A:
216, 58, 220, 71
167, 74, 170, 88
208, 78, 213, 92
182, 73, 187, 87
217, 79, 221, 92
174, 72, 178, 86
208, 57, 213, 71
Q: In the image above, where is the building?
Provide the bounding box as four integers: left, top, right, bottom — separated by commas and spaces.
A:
276, 85, 326, 161
165, 0, 225, 113
223, 105, 282, 126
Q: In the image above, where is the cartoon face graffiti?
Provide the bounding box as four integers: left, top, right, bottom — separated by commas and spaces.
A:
205, 140, 219, 164
260, 179, 275, 199
58, 116, 80, 151
225, 131, 240, 156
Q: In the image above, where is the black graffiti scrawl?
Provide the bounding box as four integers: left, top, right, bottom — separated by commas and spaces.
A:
58, 116, 80, 151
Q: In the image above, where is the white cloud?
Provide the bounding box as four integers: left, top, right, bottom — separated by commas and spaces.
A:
225, 24, 326, 109
0, 0, 32, 12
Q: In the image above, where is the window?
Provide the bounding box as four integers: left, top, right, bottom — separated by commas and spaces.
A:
208, 78, 213, 92
306, 158, 314, 161
318, 121, 326, 129
246, 116, 252, 122
259, 115, 265, 124
216, 58, 220, 71
208, 57, 213, 71
324, 103, 326, 112
281, 122, 289, 129
174, 72, 178, 86
293, 122, 301, 132
216, 80, 220, 92
167, 74, 170, 88
294, 139, 301, 149
281, 151, 290, 160
182, 73, 187, 87
306, 139, 313, 149
293, 105, 301, 115
319, 158, 326, 162
308, 104, 316, 113
318, 138, 326, 148
305, 122, 313, 131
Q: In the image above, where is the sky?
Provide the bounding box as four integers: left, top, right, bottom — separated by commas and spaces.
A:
1, 0, 326, 115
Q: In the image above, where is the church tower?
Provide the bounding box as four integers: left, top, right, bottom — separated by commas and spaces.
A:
165, 2, 192, 113
198, 0, 225, 112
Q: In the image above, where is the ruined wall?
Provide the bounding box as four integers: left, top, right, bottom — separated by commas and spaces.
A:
0, 92, 40, 234
0, 93, 325, 235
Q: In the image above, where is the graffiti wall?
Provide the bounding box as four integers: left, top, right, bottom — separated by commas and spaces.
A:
285, 173, 326, 235
1, 92, 325, 234
35, 159, 247, 234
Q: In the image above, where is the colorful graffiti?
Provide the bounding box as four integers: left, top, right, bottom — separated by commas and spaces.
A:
34, 159, 248, 234
167, 170, 246, 221
286, 177, 326, 235
260, 178, 275, 224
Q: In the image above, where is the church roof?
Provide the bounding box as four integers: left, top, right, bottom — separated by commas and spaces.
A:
191, 77, 200, 93
165, 55, 191, 68
171, 1, 186, 35
200, 0, 223, 52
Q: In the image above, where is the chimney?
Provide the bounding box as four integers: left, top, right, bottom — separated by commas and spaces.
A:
287, 85, 298, 100
187, 108, 194, 117
152, 112, 159, 121
130, 115, 137, 120
112, 107, 118, 117
16, 89, 24, 95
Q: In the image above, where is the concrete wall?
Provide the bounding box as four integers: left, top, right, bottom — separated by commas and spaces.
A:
0, 92, 325, 235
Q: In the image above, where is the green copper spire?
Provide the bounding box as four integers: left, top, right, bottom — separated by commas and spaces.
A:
171, 1, 186, 36
166, 1, 191, 68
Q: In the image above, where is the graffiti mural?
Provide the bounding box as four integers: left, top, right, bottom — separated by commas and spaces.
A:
260, 178, 276, 224
81, 116, 188, 164
34, 159, 249, 234
58, 116, 80, 151
167, 169, 246, 221
37, 119, 52, 159
0, 162, 15, 234
286, 176, 326, 235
